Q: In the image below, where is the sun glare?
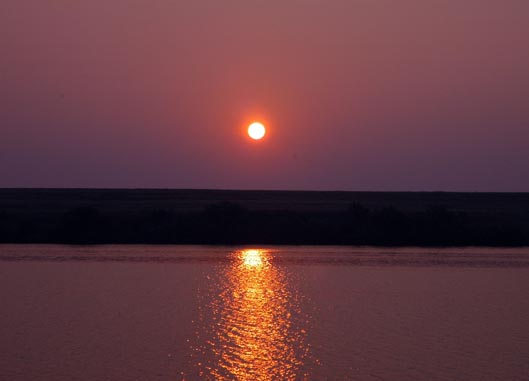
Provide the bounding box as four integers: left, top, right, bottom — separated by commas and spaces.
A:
242, 249, 264, 268
247, 122, 266, 140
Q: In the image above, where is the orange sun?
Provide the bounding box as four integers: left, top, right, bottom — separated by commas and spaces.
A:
247, 122, 266, 140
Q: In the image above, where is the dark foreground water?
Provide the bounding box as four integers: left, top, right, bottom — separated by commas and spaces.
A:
1, 245, 529, 380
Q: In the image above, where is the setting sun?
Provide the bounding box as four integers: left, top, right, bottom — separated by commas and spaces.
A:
247, 122, 266, 140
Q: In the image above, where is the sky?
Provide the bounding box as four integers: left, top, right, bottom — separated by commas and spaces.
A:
1, 0, 528, 191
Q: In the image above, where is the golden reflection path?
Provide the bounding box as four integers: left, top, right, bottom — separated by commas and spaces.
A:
193, 249, 311, 380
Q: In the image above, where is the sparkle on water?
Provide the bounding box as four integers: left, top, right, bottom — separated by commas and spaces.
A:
242, 249, 264, 268
193, 249, 310, 380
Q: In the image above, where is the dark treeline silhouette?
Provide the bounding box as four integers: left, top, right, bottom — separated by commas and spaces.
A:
1, 196, 528, 246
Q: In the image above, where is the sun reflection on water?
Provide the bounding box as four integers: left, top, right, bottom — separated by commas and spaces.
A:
242, 249, 264, 268
192, 249, 311, 380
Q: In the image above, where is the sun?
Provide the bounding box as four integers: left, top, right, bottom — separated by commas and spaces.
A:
247, 122, 266, 140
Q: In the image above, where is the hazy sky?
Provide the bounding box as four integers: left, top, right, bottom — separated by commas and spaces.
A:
1, 1, 528, 190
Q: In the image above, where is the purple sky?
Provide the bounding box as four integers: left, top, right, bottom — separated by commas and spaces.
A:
1, 1, 528, 191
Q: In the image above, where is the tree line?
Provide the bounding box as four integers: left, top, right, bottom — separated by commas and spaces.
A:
0, 201, 527, 246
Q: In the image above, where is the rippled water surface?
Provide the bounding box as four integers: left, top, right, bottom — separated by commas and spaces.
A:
1, 245, 529, 380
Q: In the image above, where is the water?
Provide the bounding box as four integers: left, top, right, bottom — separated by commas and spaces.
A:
1, 245, 529, 380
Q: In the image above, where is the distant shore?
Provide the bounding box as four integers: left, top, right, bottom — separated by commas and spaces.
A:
0, 189, 528, 246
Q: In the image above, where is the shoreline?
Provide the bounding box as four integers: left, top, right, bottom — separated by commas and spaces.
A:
1, 189, 528, 246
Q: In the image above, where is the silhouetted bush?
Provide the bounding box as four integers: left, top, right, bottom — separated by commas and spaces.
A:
57, 206, 109, 244
200, 202, 251, 244
204, 202, 248, 221
0, 210, 8, 242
